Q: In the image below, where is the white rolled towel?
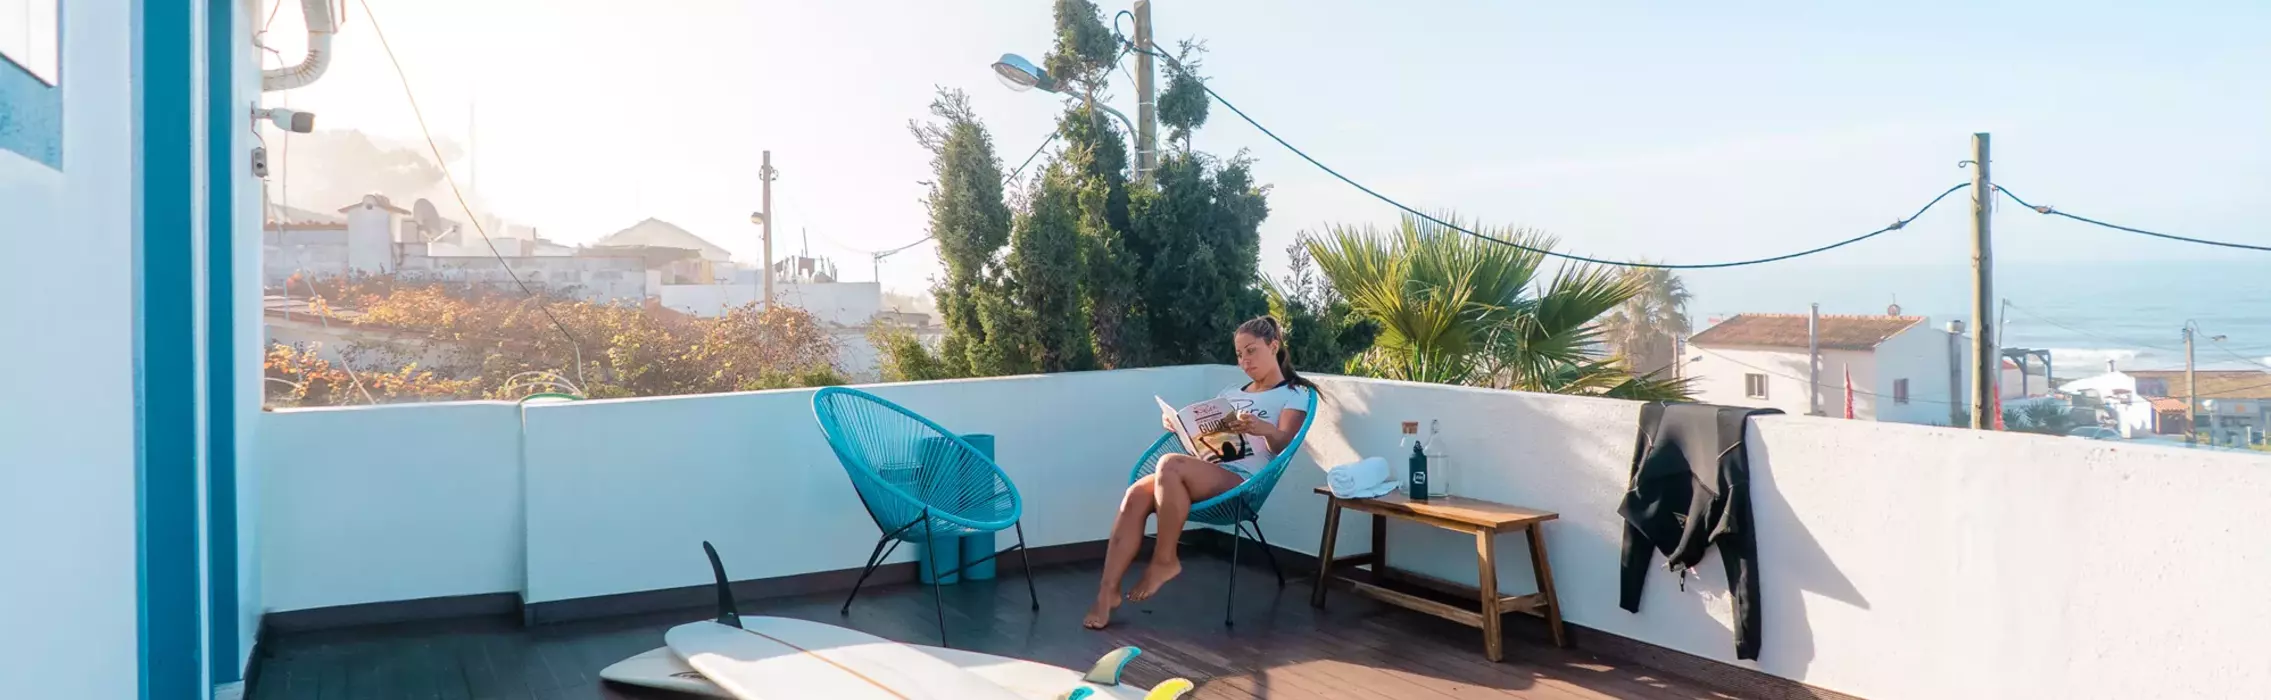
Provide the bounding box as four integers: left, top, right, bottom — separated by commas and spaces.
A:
1326, 456, 1396, 499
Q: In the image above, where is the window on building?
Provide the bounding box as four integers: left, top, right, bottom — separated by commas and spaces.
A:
1894, 379, 1910, 405
1745, 373, 1769, 399
0, 0, 61, 85
2139, 379, 2169, 396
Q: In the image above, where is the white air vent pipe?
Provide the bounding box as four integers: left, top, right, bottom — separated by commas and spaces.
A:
262, 0, 339, 92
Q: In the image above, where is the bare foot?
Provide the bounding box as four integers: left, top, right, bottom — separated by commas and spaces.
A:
1082, 594, 1121, 630
1129, 559, 1182, 602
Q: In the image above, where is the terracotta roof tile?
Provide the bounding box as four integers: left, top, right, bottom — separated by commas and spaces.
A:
1687, 314, 1925, 351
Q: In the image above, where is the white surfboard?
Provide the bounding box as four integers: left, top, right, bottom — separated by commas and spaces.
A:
608, 639, 1151, 700
919, 646, 1148, 700
667, 618, 1029, 700
598, 646, 735, 698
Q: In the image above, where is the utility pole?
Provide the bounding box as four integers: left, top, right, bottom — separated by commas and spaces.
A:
1968, 133, 1996, 430
1133, 0, 1157, 177
2185, 325, 2197, 443
1808, 302, 1823, 416
760, 150, 776, 307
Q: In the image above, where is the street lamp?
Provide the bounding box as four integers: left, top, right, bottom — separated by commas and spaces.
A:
991, 53, 1055, 93
989, 53, 1141, 171
993, 0, 1160, 177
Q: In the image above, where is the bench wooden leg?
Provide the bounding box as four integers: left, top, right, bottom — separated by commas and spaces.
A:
1476, 529, 1503, 662
1370, 512, 1389, 584
1526, 525, 1567, 648
1312, 499, 1342, 608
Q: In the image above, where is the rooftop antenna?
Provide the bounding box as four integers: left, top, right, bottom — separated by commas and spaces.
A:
412, 198, 447, 242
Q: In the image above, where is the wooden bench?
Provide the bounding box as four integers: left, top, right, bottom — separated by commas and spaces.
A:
1310, 487, 1566, 662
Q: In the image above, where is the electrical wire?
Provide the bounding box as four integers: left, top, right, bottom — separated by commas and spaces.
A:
2211, 342, 2271, 372
356, 0, 586, 388
1995, 185, 2271, 253
2201, 377, 2271, 398
864, 130, 1064, 263
2002, 302, 2183, 353
1113, 40, 1969, 270
1008, 131, 1059, 184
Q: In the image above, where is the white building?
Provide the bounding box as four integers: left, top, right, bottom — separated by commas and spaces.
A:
1685, 313, 1973, 425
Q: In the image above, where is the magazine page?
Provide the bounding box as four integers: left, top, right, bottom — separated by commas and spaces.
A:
1157, 396, 1250, 462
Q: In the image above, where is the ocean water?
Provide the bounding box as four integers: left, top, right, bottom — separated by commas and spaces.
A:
1680, 260, 2271, 376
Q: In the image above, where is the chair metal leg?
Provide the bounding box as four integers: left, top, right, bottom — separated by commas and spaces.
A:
923, 511, 949, 648
840, 535, 894, 615
1225, 523, 1241, 627
1015, 522, 1039, 611
1249, 520, 1286, 588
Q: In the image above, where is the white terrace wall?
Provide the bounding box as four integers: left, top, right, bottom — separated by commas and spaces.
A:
260, 402, 526, 612
254, 366, 2271, 699
517, 367, 1214, 604
1262, 369, 2271, 700
255, 367, 1220, 613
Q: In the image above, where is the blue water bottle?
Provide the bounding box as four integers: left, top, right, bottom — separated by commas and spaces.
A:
1407, 441, 1430, 500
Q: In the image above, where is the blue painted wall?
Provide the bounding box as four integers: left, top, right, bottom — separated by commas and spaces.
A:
137, 0, 206, 695
0, 9, 63, 169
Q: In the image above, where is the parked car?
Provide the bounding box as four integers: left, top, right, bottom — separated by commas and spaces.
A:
2067, 426, 2122, 441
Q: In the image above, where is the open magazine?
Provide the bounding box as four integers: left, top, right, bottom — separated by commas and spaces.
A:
1157, 396, 1256, 463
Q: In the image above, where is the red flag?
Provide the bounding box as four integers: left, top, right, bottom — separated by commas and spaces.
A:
1992, 380, 2006, 430
1843, 366, 1855, 419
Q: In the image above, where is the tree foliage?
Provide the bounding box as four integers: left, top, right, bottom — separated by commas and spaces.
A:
884, 3, 1282, 380
1304, 213, 1690, 401
1010, 163, 1097, 373
1599, 266, 1693, 376
1269, 234, 1379, 375
1155, 41, 1211, 151
910, 88, 1016, 378
1131, 151, 1269, 364
263, 274, 844, 407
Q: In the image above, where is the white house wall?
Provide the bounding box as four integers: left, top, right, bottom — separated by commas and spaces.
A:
1873, 325, 1963, 426
0, 0, 143, 695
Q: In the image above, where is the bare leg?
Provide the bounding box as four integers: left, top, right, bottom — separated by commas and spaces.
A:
1132, 456, 1246, 601
1085, 477, 1157, 629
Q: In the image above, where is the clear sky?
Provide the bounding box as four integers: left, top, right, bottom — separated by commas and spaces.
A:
263, 0, 2270, 298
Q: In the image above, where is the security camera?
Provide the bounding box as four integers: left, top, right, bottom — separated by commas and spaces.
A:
254, 106, 316, 134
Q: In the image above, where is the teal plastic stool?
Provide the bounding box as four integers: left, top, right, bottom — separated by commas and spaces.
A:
914, 433, 997, 585
957, 434, 998, 581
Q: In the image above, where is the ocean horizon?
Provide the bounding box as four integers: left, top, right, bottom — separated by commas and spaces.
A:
1679, 260, 2271, 376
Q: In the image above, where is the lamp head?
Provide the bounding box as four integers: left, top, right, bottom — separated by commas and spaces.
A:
991, 53, 1057, 93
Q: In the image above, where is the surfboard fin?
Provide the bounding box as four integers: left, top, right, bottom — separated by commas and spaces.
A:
701, 541, 742, 629
1081, 646, 1142, 685
1145, 678, 1196, 699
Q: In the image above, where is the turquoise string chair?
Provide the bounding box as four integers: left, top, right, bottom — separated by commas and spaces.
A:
811, 387, 1037, 647
1128, 388, 1318, 626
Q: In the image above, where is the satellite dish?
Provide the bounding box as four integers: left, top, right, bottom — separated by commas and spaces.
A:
412, 199, 445, 241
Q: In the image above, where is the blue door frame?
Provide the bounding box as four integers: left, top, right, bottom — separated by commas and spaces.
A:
205, 0, 242, 685
137, 0, 213, 696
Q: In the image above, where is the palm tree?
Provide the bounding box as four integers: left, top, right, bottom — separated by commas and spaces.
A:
1304, 213, 1690, 401
1599, 266, 1693, 377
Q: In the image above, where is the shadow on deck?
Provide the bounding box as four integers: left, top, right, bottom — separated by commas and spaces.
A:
250, 553, 1747, 700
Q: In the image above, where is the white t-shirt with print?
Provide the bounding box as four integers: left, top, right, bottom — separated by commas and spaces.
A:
1216, 381, 1312, 473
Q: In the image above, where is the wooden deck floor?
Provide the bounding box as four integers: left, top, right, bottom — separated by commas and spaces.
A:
252, 555, 1747, 700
